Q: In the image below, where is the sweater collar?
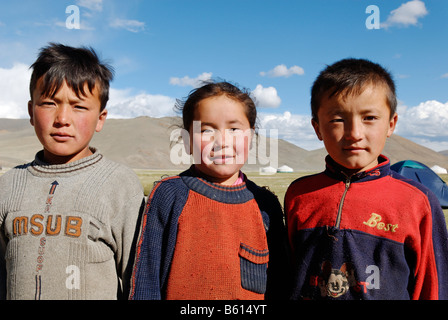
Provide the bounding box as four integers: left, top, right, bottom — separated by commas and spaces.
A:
179, 166, 253, 204
28, 148, 103, 177
324, 154, 391, 183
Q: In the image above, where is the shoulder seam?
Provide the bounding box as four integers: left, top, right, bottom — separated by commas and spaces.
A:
387, 174, 433, 214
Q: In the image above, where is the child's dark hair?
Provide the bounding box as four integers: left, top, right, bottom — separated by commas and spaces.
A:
29, 42, 114, 111
175, 81, 257, 131
311, 58, 397, 121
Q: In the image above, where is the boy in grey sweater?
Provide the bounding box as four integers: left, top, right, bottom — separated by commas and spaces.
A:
0, 43, 145, 299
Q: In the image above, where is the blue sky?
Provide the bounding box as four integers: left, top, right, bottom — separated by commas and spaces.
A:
0, 0, 447, 151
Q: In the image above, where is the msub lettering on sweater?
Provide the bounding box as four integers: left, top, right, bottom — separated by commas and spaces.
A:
13, 214, 83, 238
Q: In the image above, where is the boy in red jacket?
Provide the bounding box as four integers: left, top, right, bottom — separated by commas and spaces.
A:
285, 58, 448, 300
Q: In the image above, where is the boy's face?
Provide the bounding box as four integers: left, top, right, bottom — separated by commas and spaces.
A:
28, 78, 107, 164
312, 84, 397, 175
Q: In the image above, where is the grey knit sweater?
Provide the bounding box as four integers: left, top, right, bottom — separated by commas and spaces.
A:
0, 149, 145, 300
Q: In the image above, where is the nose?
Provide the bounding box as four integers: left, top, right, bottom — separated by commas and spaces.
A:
344, 119, 363, 141
212, 130, 229, 150
331, 282, 340, 291
54, 106, 71, 127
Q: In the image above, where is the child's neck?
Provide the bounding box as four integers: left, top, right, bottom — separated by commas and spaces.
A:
328, 155, 385, 178
192, 166, 243, 186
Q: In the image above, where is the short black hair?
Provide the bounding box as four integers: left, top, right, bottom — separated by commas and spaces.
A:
311, 58, 397, 121
29, 43, 114, 111
175, 81, 257, 132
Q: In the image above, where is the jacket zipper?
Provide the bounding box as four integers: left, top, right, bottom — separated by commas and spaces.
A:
335, 176, 351, 229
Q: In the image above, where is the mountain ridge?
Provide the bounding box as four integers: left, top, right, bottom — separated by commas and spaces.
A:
1, 117, 447, 171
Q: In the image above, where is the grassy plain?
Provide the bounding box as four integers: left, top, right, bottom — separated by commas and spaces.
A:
0, 168, 447, 225
135, 170, 448, 226
133, 169, 303, 202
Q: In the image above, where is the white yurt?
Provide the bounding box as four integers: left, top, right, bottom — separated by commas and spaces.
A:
431, 165, 448, 174
277, 165, 293, 173
259, 166, 277, 175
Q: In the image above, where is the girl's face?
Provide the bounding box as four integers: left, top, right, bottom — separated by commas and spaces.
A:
189, 95, 253, 185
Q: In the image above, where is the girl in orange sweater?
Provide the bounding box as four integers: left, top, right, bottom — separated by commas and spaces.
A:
130, 81, 290, 300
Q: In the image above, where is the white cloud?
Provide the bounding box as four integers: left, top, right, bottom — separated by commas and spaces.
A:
0, 63, 31, 119
54, 18, 95, 31
1, 61, 446, 152
395, 100, 448, 151
110, 18, 145, 33
107, 88, 176, 119
76, 0, 103, 12
251, 84, 281, 108
381, 0, 428, 29
106, 96, 448, 152
441, 73, 448, 79
257, 100, 448, 151
260, 64, 305, 78
169, 72, 213, 88
258, 111, 323, 151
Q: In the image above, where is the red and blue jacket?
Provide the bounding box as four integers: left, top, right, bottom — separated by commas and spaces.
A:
285, 155, 448, 300
129, 167, 290, 300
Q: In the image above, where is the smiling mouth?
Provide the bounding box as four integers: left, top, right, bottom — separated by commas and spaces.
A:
210, 155, 235, 164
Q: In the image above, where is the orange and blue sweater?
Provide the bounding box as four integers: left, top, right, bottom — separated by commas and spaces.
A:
130, 167, 290, 300
285, 155, 448, 300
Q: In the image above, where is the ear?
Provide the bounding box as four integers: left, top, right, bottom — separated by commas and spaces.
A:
28, 101, 35, 126
311, 118, 323, 141
95, 109, 108, 133
387, 113, 398, 138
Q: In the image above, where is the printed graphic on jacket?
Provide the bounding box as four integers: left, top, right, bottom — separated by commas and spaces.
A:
308, 261, 380, 299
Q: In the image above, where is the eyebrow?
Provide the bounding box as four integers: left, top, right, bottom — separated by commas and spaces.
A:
325, 108, 345, 117
227, 120, 245, 125
199, 119, 245, 126
42, 95, 86, 104
327, 107, 379, 116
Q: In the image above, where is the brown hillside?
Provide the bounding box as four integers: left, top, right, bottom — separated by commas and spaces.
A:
1, 117, 447, 171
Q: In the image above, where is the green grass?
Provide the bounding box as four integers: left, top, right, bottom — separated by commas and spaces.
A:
133, 169, 304, 203
133, 169, 180, 196
135, 170, 448, 227
1, 168, 448, 226
245, 172, 306, 205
